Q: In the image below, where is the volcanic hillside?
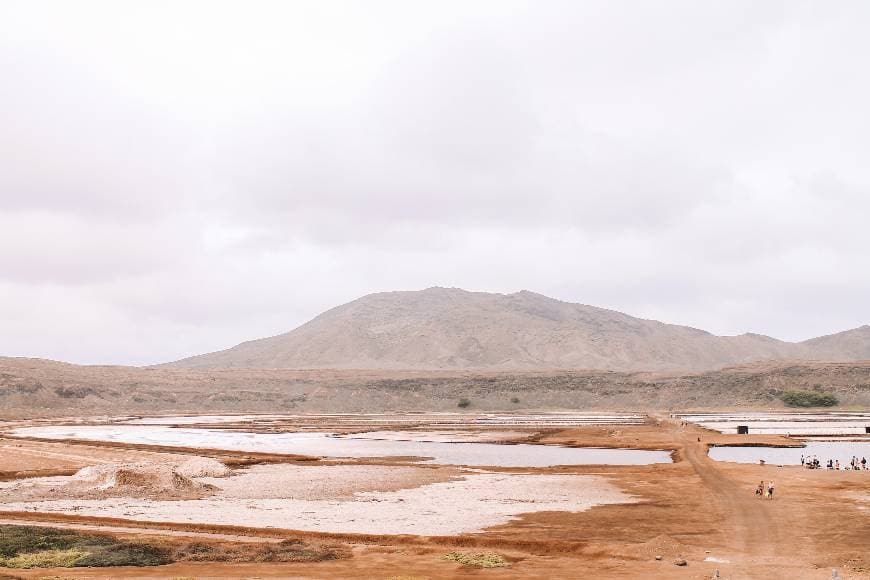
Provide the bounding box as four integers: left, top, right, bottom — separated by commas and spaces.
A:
166, 288, 870, 372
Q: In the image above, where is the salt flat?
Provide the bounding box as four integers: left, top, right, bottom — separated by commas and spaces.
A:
2, 471, 633, 535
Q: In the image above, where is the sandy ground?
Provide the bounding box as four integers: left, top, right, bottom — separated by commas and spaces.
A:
0, 416, 868, 578
0, 437, 194, 477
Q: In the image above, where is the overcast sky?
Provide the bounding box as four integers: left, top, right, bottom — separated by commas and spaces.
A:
2, 1, 869, 365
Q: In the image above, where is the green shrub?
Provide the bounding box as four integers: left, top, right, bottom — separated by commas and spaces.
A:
457, 398, 471, 408
781, 390, 838, 407
442, 551, 509, 568
510, 396, 520, 404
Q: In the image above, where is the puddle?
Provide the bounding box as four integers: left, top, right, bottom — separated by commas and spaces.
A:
9, 426, 672, 467
709, 441, 870, 465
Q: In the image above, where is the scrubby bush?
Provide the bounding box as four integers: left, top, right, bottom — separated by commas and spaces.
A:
442, 551, 509, 568
0, 526, 168, 568
74, 543, 170, 567
0, 526, 344, 569
781, 390, 838, 407
510, 396, 520, 404
0, 525, 84, 557
457, 398, 471, 408
0, 548, 86, 568
53, 386, 98, 398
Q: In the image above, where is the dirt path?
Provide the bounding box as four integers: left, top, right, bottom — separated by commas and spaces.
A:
665, 417, 783, 562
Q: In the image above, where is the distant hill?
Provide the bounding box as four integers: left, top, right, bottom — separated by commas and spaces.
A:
3, 356, 870, 417
164, 287, 870, 372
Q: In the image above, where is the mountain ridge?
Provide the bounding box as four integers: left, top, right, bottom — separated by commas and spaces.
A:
164, 287, 870, 372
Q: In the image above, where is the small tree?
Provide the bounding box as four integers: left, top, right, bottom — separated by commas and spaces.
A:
457, 398, 471, 408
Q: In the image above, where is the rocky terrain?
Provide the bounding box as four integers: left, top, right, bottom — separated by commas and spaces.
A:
2, 356, 870, 417
166, 288, 870, 372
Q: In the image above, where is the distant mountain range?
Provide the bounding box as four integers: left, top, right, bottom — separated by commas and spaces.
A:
164, 287, 870, 372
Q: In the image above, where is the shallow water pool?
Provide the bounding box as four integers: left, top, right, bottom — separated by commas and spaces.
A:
9, 425, 672, 467
709, 441, 870, 465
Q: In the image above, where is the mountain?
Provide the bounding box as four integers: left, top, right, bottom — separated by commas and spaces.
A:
164, 287, 870, 372
801, 325, 870, 360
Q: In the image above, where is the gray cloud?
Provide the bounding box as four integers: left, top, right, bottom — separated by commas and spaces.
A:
1, 0, 869, 365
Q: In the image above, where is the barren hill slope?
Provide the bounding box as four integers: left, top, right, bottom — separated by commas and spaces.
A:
164, 288, 869, 372
801, 325, 870, 360
3, 356, 870, 417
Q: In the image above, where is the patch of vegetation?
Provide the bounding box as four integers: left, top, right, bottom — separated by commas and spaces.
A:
53, 386, 98, 399
170, 539, 343, 563
442, 551, 509, 568
781, 389, 838, 407
510, 396, 520, 404
74, 543, 170, 567
0, 525, 170, 568
0, 526, 345, 569
0, 548, 86, 569
5, 381, 43, 395
457, 398, 471, 408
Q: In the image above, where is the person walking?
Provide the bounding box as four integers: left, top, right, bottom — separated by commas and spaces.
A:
767, 481, 775, 500
756, 481, 764, 499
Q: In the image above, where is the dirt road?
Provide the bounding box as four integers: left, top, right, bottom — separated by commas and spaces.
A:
672, 418, 782, 560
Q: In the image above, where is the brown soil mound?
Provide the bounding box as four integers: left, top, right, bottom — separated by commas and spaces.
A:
66, 462, 217, 499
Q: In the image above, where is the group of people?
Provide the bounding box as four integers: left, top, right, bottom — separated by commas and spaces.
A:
800, 455, 867, 470
755, 480, 775, 499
